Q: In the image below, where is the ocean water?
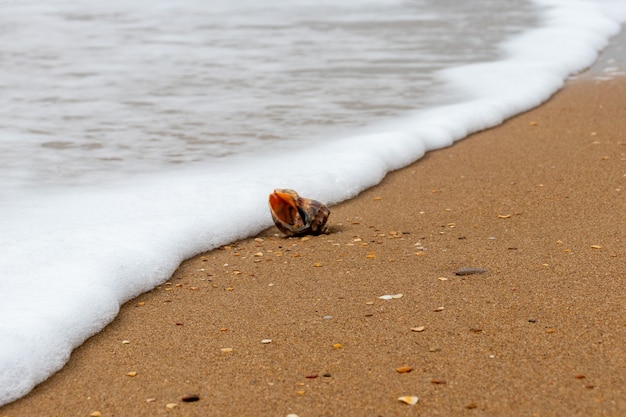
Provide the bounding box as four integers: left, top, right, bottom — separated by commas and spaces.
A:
1, 0, 625, 407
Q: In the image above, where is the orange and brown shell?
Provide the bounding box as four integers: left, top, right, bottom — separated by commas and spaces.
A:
268, 189, 330, 236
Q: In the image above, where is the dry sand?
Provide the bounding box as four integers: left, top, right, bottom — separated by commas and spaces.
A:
2, 78, 625, 416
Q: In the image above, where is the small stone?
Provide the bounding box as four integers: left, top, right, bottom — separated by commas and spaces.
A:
431, 379, 447, 384
395, 366, 413, 373
122, 340, 130, 344
313, 262, 323, 267
127, 371, 137, 377
545, 328, 556, 334
165, 403, 178, 409
89, 412, 102, 417
466, 403, 478, 409
397, 396, 419, 405
332, 343, 342, 349
455, 268, 488, 276
146, 398, 157, 403
182, 394, 200, 402
575, 374, 586, 379
305, 374, 318, 379
434, 306, 444, 312
220, 347, 233, 353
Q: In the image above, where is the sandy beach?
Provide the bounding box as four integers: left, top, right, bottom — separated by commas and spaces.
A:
2, 76, 625, 416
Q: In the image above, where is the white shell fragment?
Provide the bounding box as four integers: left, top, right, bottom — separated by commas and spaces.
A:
398, 396, 419, 405
261, 339, 272, 344
379, 294, 403, 300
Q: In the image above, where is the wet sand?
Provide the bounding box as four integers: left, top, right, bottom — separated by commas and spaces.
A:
2, 77, 625, 416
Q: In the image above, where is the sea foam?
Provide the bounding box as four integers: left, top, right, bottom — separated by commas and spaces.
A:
1, 0, 625, 407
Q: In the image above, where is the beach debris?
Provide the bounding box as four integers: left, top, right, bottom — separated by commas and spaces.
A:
434, 306, 444, 312
455, 267, 488, 276
395, 366, 413, 373
287, 414, 300, 417
305, 374, 318, 379
89, 412, 102, 417
397, 396, 419, 405
466, 403, 478, 409
165, 403, 178, 409
332, 343, 343, 349
182, 394, 200, 402
261, 339, 273, 344
268, 189, 330, 236
590, 245, 602, 249
497, 213, 511, 219
379, 293, 403, 300
411, 326, 426, 332
127, 371, 137, 377
220, 347, 233, 353
431, 379, 447, 384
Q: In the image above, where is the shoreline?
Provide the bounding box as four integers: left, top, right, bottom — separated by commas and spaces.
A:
2, 77, 625, 416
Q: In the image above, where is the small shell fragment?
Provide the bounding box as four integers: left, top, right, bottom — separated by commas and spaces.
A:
411, 326, 426, 332
395, 366, 413, 373
398, 396, 419, 405
89, 412, 102, 417
379, 294, 403, 300
165, 403, 178, 409
590, 245, 602, 249
127, 371, 137, 377
261, 339, 273, 344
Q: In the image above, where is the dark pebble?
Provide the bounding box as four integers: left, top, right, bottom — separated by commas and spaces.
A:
455, 268, 488, 276
182, 394, 200, 402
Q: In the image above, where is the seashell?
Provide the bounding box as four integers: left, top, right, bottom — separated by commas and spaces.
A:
268, 189, 330, 236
